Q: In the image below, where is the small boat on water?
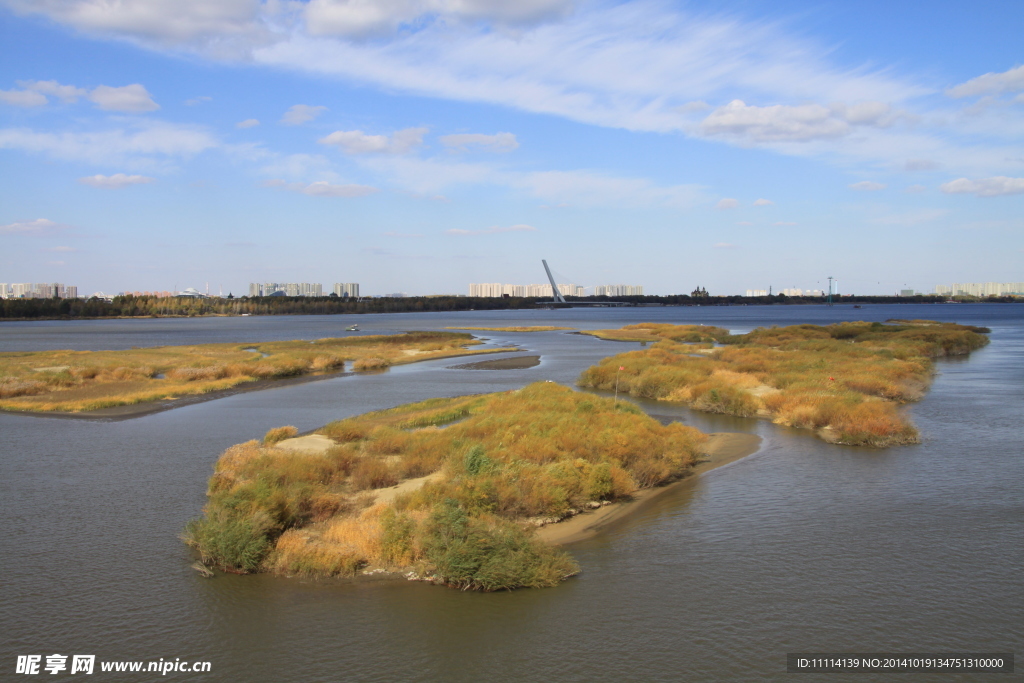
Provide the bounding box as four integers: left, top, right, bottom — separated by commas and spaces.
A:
345, 324, 360, 331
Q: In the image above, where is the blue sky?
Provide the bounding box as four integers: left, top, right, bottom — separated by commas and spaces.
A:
1, 0, 1021, 297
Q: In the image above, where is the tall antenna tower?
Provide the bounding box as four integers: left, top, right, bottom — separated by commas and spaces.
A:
827, 276, 834, 306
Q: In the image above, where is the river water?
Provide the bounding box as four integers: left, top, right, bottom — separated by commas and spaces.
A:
1, 305, 1021, 681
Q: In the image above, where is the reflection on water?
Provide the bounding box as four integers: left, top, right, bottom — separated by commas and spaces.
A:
1, 305, 1021, 682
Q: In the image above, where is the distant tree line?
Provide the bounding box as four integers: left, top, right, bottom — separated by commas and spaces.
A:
0, 293, 1018, 321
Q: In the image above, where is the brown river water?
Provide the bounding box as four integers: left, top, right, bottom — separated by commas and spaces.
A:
1, 305, 1021, 681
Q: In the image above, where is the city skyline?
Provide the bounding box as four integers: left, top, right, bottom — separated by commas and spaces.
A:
1, 1, 1022, 296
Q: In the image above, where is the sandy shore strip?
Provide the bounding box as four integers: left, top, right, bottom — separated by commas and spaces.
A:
448, 355, 541, 370
536, 432, 762, 545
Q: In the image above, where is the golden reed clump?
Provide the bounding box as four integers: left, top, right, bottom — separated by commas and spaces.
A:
184, 382, 708, 589
578, 320, 988, 446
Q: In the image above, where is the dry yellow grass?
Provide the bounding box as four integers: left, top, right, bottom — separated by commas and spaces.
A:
445, 326, 576, 332
186, 382, 708, 588
579, 321, 989, 446
0, 331, 513, 413
579, 323, 730, 343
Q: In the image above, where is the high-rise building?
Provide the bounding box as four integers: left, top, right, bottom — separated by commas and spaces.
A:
594, 284, 643, 296
333, 283, 360, 298
936, 282, 1023, 296
469, 282, 589, 297
249, 282, 333, 297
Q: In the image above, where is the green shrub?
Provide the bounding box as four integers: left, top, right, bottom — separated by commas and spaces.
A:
422, 500, 579, 591
183, 511, 273, 573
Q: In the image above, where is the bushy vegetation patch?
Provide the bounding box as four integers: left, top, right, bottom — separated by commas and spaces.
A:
185, 382, 707, 589
0, 332, 511, 413
579, 321, 988, 446
580, 323, 730, 343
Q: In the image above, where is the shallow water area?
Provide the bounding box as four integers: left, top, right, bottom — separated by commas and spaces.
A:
2, 304, 1021, 681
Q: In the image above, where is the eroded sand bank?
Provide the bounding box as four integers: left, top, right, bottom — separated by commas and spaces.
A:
536, 432, 762, 545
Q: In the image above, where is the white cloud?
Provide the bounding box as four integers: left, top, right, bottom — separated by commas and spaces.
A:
303, 0, 574, 38
946, 65, 1024, 98
0, 218, 66, 235
78, 173, 155, 188
849, 181, 886, 191
253, 3, 921, 138
753, 198, 773, 206
236, 118, 260, 128
440, 132, 518, 152
1, 0, 270, 53
716, 198, 738, 209
0, 121, 217, 167
939, 176, 1024, 197
319, 127, 426, 154
262, 179, 378, 197
280, 104, 327, 125
446, 224, 537, 235
20, 80, 88, 102
0, 88, 48, 107
89, 84, 159, 112
185, 95, 211, 105
700, 99, 899, 144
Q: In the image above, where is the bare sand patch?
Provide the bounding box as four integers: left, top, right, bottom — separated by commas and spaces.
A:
367, 471, 444, 505
274, 434, 336, 454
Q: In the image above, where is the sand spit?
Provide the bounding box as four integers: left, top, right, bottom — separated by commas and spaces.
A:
448, 355, 541, 370
536, 432, 761, 545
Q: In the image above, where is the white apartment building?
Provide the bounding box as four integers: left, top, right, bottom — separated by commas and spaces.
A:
0, 282, 78, 299
745, 289, 769, 297
249, 282, 335, 297
594, 284, 643, 296
333, 283, 360, 298
935, 282, 1024, 296
469, 283, 585, 298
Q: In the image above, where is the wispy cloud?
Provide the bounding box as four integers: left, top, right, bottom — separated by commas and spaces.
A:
0, 218, 69, 235
849, 181, 886, 191
185, 95, 212, 106
716, 198, 738, 209
262, 179, 378, 197
753, 198, 773, 206
78, 173, 155, 188
940, 176, 1024, 197
946, 65, 1024, 98
319, 127, 426, 154
0, 121, 217, 168
440, 132, 518, 152
280, 104, 327, 125
872, 209, 948, 225
89, 84, 159, 112
236, 118, 260, 128
445, 224, 537, 235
